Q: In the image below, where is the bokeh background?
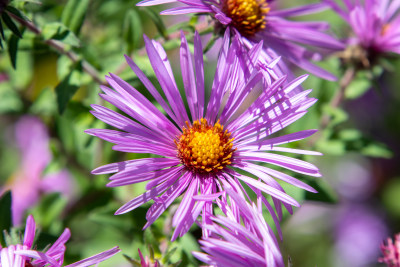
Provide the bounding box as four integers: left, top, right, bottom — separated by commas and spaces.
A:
0, 0, 399, 266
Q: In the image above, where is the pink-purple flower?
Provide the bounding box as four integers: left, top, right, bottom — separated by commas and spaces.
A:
86, 30, 320, 241
326, 0, 400, 66
379, 233, 400, 267
0, 116, 74, 225
137, 0, 344, 80
193, 188, 284, 267
0, 215, 120, 267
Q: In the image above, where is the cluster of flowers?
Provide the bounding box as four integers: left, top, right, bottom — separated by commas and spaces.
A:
1, 0, 400, 266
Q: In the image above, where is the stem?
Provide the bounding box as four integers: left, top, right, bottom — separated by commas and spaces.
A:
11, 12, 211, 82
9, 12, 105, 85
308, 67, 356, 146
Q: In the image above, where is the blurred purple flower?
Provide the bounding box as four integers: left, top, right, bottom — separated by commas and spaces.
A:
193, 188, 284, 267
0, 214, 120, 267
0, 116, 74, 225
326, 0, 400, 66
335, 205, 388, 267
86, 31, 320, 240
379, 233, 400, 267
137, 0, 344, 81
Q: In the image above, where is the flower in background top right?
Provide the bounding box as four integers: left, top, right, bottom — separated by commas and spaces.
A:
326, 0, 400, 68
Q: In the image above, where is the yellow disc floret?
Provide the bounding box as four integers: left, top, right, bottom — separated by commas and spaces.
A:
176, 118, 235, 174
223, 0, 270, 36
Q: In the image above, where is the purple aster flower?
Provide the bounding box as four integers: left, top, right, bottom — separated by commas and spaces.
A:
335, 205, 388, 267
193, 188, 284, 267
0, 215, 120, 267
379, 233, 400, 267
326, 0, 400, 67
0, 116, 74, 225
137, 0, 344, 81
86, 30, 321, 241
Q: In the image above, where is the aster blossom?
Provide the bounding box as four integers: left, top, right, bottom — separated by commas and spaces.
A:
379, 233, 400, 267
0, 215, 120, 267
0, 116, 73, 225
137, 0, 344, 81
86, 30, 321, 241
193, 188, 284, 267
326, 0, 400, 67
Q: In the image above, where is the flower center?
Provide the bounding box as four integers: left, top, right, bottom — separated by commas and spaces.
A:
381, 23, 390, 36
222, 0, 270, 36
176, 118, 235, 174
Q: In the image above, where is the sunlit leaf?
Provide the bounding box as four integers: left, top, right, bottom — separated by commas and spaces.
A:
56, 66, 82, 114
0, 191, 12, 246
1, 11, 21, 38
61, 0, 89, 35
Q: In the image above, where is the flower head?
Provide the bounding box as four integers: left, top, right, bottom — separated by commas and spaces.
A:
326, 0, 400, 67
0, 215, 120, 267
193, 188, 284, 267
87, 30, 320, 241
137, 0, 344, 80
0, 116, 74, 225
379, 233, 400, 267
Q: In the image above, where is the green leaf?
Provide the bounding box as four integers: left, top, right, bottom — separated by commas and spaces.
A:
361, 143, 393, 158
123, 9, 142, 54
345, 77, 371, 99
61, 0, 89, 34
316, 139, 346, 155
338, 129, 362, 141
143, 8, 167, 39
42, 22, 80, 47
5, 6, 26, 21
322, 105, 348, 127
0, 21, 4, 48
0, 191, 12, 246
305, 180, 337, 203
30, 193, 67, 230
1, 12, 21, 38
8, 32, 20, 69
55, 66, 81, 114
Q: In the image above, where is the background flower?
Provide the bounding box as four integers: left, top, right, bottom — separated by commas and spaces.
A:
0, 116, 74, 225
138, 0, 344, 80
326, 0, 400, 67
0, 215, 120, 267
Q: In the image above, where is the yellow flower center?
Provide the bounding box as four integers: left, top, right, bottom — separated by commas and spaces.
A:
381, 23, 390, 36
176, 118, 235, 174
222, 0, 270, 36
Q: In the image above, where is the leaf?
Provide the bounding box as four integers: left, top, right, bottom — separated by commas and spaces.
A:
143, 8, 167, 39
338, 129, 362, 141
1, 12, 21, 38
42, 22, 80, 47
361, 143, 393, 158
345, 77, 371, 99
5, 6, 27, 21
316, 139, 346, 156
0, 191, 12, 246
8, 32, 20, 69
304, 180, 337, 204
322, 105, 348, 127
123, 9, 142, 54
30, 193, 67, 230
61, 0, 89, 34
55, 66, 81, 114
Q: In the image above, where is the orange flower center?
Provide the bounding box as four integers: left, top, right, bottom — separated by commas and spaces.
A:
222, 0, 270, 36
176, 118, 235, 174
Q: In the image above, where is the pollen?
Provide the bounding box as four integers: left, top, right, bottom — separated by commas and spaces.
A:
222, 0, 270, 36
176, 118, 235, 174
